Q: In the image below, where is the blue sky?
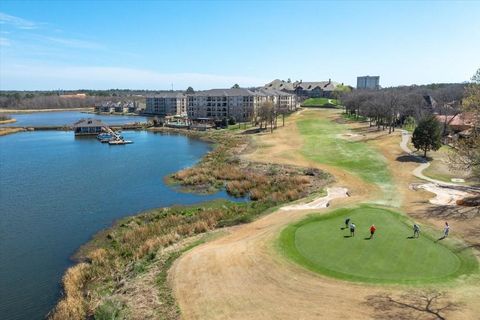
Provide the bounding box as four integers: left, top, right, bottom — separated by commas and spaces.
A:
0, 0, 479, 90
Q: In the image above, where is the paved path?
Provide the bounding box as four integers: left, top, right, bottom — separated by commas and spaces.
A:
400, 130, 479, 204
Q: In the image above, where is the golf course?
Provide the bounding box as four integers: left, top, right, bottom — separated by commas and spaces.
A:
170, 108, 480, 320
280, 205, 477, 284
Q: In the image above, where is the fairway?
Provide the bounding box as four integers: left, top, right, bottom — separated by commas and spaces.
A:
279, 205, 478, 284
297, 114, 397, 204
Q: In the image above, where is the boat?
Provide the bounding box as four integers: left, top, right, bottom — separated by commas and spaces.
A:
97, 133, 113, 140
108, 139, 133, 145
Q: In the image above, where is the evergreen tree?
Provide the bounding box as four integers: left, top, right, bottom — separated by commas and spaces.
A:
412, 115, 442, 158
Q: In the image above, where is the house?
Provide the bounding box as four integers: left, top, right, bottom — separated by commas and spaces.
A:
263, 79, 295, 93
435, 113, 475, 133
293, 79, 338, 98
72, 118, 106, 135
145, 92, 187, 117
263, 79, 339, 98
114, 102, 129, 113
94, 101, 116, 113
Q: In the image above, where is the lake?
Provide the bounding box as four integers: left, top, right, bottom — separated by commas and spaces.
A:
0, 130, 234, 320
0, 111, 149, 127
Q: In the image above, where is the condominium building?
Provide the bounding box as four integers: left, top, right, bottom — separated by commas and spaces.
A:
357, 76, 380, 90
187, 88, 296, 122
255, 88, 297, 111
145, 92, 186, 116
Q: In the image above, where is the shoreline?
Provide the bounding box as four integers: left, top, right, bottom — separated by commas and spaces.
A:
49, 122, 332, 319
0, 127, 25, 136
0, 118, 17, 124
0, 107, 93, 114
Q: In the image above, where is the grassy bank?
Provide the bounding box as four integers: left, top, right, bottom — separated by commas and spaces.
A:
51, 128, 332, 319
279, 205, 479, 284
50, 200, 278, 319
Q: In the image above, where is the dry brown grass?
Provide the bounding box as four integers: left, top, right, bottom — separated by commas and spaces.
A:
49, 263, 90, 320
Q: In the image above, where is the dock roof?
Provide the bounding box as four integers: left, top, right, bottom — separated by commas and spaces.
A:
72, 118, 106, 128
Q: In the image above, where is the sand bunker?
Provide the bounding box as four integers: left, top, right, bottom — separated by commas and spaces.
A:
413, 183, 476, 206
281, 187, 349, 210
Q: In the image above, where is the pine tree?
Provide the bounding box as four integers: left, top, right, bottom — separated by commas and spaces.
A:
412, 115, 442, 158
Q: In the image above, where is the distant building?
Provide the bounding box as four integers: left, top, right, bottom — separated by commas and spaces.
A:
72, 118, 105, 135
94, 101, 135, 113
263, 79, 295, 92
263, 79, 339, 98
145, 92, 187, 117
293, 79, 338, 98
357, 76, 380, 90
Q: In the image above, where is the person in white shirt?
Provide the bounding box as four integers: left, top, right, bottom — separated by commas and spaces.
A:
443, 222, 450, 238
349, 223, 356, 237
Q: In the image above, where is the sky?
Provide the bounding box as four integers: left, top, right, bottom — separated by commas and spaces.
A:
0, 0, 479, 90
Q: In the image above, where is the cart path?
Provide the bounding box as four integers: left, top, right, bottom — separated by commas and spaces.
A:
400, 130, 479, 205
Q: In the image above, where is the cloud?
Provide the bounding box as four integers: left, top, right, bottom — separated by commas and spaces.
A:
0, 64, 269, 90
0, 12, 38, 29
41, 36, 105, 49
0, 37, 11, 46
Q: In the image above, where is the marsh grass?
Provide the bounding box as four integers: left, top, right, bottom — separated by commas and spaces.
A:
50, 130, 331, 319
171, 133, 329, 202
49, 200, 278, 319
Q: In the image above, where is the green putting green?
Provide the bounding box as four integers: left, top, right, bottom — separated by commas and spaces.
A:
279, 205, 478, 284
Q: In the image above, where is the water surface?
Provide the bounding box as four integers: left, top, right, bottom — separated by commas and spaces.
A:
0, 130, 232, 320
0, 111, 149, 127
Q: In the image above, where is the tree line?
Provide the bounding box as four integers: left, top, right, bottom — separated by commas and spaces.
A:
341, 83, 465, 134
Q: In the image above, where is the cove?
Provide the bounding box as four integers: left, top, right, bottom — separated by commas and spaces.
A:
0, 130, 235, 320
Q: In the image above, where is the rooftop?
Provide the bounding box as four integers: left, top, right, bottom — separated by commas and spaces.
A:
72, 118, 106, 128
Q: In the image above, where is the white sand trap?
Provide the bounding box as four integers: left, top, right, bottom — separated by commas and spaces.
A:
451, 178, 465, 183
281, 187, 349, 210
415, 183, 474, 206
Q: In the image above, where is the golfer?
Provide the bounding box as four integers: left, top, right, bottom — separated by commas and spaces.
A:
349, 222, 356, 237
345, 217, 351, 229
443, 222, 450, 238
413, 224, 420, 238
369, 224, 376, 238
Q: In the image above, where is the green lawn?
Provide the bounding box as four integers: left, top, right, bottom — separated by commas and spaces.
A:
302, 98, 340, 108
297, 115, 395, 204
279, 205, 478, 284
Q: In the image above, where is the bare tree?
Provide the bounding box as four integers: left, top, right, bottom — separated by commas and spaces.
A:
366, 290, 459, 320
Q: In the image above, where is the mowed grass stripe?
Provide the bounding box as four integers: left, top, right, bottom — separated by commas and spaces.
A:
279, 206, 478, 284
297, 117, 391, 186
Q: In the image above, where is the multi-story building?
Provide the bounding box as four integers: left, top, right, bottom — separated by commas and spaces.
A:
145, 92, 186, 116
187, 88, 296, 122
255, 88, 297, 111
357, 76, 380, 90
264, 79, 339, 98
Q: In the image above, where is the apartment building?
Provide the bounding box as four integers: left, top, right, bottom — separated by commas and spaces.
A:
357, 76, 380, 89
187, 88, 296, 122
145, 92, 187, 116
255, 88, 297, 111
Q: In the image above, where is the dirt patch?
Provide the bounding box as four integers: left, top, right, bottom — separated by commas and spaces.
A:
280, 187, 349, 210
